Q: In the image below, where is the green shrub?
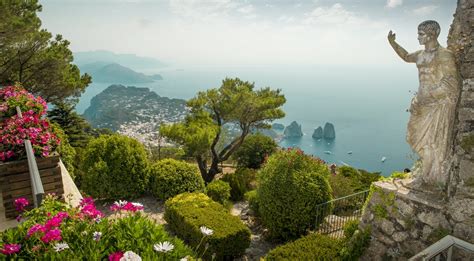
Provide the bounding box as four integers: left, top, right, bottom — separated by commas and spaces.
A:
258, 148, 332, 241
266, 233, 342, 260
148, 159, 205, 200
81, 134, 149, 199
51, 123, 77, 179
164, 193, 251, 260
389, 171, 410, 179
339, 226, 371, 261
244, 190, 259, 216
233, 133, 278, 169
222, 168, 257, 201
0, 195, 194, 260
343, 220, 360, 239
206, 180, 231, 205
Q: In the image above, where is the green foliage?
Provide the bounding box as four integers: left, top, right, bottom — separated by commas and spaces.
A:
50, 123, 76, 179
206, 180, 231, 205
0, 195, 194, 259
257, 149, 332, 241
48, 102, 92, 148
244, 190, 260, 216
337, 166, 381, 192
161, 78, 286, 182
148, 159, 205, 200
233, 133, 277, 169
427, 227, 450, 243
148, 146, 186, 162
222, 168, 257, 201
343, 220, 360, 239
339, 226, 372, 261
164, 193, 251, 260
81, 134, 149, 199
0, 1, 91, 103
266, 233, 343, 261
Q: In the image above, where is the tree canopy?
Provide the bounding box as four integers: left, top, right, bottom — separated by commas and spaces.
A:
0, 0, 91, 103
161, 78, 285, 182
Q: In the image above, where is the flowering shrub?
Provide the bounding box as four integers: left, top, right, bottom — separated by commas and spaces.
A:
0, 195, 194, 259
257, 148, 332, 241
0, 86, 60, 162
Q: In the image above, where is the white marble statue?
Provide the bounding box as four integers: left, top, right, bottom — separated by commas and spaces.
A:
388, 20, 460, 186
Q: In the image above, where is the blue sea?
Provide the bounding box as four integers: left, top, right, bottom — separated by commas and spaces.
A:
76, 64, 419, 176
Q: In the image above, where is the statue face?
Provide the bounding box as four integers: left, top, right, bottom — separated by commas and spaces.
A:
417, 30, 430, 45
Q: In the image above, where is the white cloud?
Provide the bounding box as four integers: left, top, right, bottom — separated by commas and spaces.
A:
386, 0, 402, 8
412, 5, 438, 16
303, 3, 381, 27
169, 0, 255, 21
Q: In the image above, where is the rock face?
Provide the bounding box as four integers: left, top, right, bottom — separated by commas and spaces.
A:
83, 85, 187, 145
446, 0, 474, 197
272, 123, 285, 130
283, 121, 303, 138
312, 126, 323, 139
323, 122, 336, 139
359, 180, 474, 260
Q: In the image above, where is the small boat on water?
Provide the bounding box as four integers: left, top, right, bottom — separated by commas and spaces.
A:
347, 151, 353, 154
340, 161, 350, 166
381, 156, 387, 162
324, 151, 332, 155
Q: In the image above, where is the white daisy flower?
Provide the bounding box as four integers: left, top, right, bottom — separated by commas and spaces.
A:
53, 242, 69, 252
93, 231, 102, 241
200, 226, 214, 236
131, 202, 143, 208
153, 241, 175, 253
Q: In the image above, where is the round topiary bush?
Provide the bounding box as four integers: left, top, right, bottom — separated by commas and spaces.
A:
148, 159, 204, 200
257, 148, 332, 241
233, 133, 278, 169
222, 168, 257, 201
206, 180, 231, 204
81, 134, 149, 199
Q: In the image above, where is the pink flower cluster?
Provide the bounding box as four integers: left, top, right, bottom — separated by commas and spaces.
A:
0, 107, 60, 162
108, 251, 124, 261
26, 211, 68, 243
0, 244, 21, 255
14, 197, 29, 213
110, 200, 144, 212
78, 197, 104, 219
0, 86, 47, 117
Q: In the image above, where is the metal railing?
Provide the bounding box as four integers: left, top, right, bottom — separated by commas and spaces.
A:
314, 190, 370, 238
409, 235, 474, 261
16, 106, 44, 207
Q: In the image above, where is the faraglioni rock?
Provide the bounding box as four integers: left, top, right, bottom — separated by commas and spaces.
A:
323, 122, 336, 139
284, 121, 303, 138
312, 126, 323, 139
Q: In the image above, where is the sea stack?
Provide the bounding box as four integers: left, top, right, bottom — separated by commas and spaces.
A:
312, 126, 323, 139
284, 121, 303, 138
323, 122, 335, 139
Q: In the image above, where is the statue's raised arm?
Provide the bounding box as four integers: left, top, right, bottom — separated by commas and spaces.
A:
388, 30, 419, 63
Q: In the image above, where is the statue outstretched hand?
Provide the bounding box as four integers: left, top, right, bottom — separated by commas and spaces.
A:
388, 30, 396, 43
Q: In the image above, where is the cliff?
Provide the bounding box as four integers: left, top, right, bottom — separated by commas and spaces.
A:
283, 121, 303, 138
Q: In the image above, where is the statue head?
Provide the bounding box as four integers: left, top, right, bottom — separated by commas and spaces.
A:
417, 20, 440, 45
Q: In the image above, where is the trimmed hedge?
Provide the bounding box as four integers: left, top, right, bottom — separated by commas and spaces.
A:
81, 134, 149, 199
222, 168, 257, 201
148, 159, 205, 200
164, 193, 251, 260
258, 148, 332, 241
266, 233, 342, 260
206, 180, 231, 205
244, 190, 259, 216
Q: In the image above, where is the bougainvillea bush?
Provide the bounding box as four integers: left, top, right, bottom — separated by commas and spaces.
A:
0, 195, 194, 260
0, 86, 60, 162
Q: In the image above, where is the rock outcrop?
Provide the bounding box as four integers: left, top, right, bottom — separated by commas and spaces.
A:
323, 122, 336, 139
283, 121, 303, 138
272, 123, 285, 130
312, 126, 323, 139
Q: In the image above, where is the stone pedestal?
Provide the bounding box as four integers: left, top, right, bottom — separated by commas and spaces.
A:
359, 179, 474, 260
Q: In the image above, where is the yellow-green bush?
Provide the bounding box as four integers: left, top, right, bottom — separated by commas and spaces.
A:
266, 233, 342, 260
164, 193, 251, 260
148, 159, 205, 200
258, 148, 332, 241
206, 180, 231, 205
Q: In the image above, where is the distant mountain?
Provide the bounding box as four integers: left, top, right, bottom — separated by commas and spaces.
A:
74, 50, 166, 70
79, 62, 162, 84
83, 85, 187, 146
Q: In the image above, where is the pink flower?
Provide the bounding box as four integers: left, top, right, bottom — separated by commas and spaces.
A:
0, 244, 21, 255
41, 229, 62, 243
44, 217, 62, 230
108, 251, 124, 261
122, 202, 144, 212
13, 198, 29, 213
27, 224, 46, 237
79, 197, 95, 207
80, 203, 104, 219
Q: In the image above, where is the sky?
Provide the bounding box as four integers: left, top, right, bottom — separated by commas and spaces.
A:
38, 0, 457, 67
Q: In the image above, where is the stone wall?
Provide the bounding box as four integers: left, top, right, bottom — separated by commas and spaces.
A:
359, 180, 474, 260
447, 0, 474, 196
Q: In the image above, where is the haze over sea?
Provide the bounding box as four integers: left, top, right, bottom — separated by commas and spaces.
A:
76, 64, 419, 176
